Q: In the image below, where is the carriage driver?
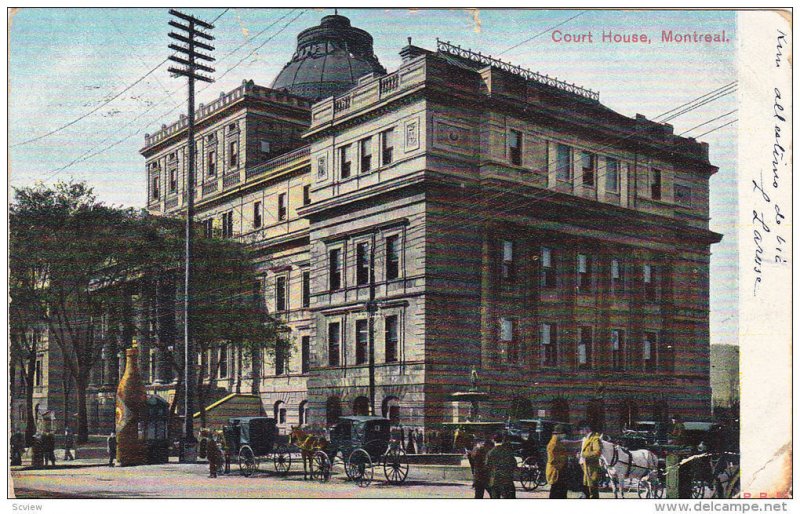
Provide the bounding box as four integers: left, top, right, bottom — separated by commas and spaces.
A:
200, 428, 222, 478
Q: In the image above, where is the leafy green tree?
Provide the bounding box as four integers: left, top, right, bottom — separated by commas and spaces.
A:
10, 181, 283, 441
10, 182, 145, 442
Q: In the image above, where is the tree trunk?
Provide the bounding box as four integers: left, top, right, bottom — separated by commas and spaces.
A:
24, 356, 37, 446
168, 372, 184, 442
75, 374, 89, 444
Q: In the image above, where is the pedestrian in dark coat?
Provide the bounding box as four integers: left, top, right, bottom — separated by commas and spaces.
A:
399, 426, 406, 451
42, 431, 56, 466
406, 429, 416, 454
63, 428, 75, 461
486, 432, 517, 498
107, 432, 117, 466
468, 439, 495, 498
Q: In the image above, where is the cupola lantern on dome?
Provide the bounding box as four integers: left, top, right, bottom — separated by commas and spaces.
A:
271, 13, 386, 101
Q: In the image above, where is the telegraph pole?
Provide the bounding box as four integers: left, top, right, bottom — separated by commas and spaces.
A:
167, 9, 215, 463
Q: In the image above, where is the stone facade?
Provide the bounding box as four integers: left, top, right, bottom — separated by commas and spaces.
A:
14, 16, 721, 437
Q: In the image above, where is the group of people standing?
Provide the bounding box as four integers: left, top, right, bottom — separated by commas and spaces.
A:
467, 432, 518, 499
546, 422, 603, 499
468, 422, 606, 499
14, 428, 77, 468
397, 426, 424, 454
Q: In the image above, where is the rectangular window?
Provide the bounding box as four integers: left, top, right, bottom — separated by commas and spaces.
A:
541, 323, 557, 367
275, 342, 285, 376
509, 129, 522, 166
229, 141, 238, 167
218, 346, 228, 378
644, 264, 658, 301
151, 176, 160, 200
605, 157, 619, 192
221, 211, 234, 238
275, 276, 287, 312
169, 168, 177, 193
577, 253, 592, 293
556, 144, 572, 182
501, 240, 514, 281
328, 322, 340, 367
611, 258, 624, 295
578, 326, 593, 369
253, 201, 262, 228
302, 271, 311, 308
541, 247, 556, 288
651, 168, 662, 200
260, 140, 271, 155
356, 242, 370, 286
385, 235, 400, 280
35, 358, 42, 386
339, 145, 352, 179
675, 184, 692, 206
203, 219, 214, 238
499, 318, 517, 362
301, 336, 310, 374
644, 331, 656, 371
381, 128, 394, 165
611, 329, 624, 370
355, 319, 368, 365
303, 185, 311, 206
278, 193, 287, 221
385, 315, 398, 363
581, 151, 595, 186
360, 137, 372, 173
208, 151, 216, 176
329, 248, 342, 290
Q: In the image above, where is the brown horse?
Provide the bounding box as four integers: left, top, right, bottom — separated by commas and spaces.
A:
289, 426, 329, 480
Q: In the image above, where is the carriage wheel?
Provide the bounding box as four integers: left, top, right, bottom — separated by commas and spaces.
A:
691, 480, 707, 499
347, 449, 373, 487
519, 457, 541, 491
273, 447, 292, 475
383, 446, 409, 485
311, 451, 331, 482
238, 445, 257, 477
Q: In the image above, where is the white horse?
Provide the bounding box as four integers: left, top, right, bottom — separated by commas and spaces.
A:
599, 439, 659, 498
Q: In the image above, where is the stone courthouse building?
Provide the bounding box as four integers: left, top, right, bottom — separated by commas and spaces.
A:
14, 13, 722, 436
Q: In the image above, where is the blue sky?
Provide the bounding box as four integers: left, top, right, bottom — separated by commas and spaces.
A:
8, 8, 738, 346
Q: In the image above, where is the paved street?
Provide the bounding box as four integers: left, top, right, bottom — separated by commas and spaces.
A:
10, 459, 613, 499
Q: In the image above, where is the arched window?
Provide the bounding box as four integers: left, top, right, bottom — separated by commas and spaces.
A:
381, 396, 400, 424
274, 400, 286, 425
619, 399, 638, 430
551, 398, 570, 423
298, 400, 308, 426
653, 400, 669, 423
352, 396, 369, 416
509, 396, 533, 420
587, 399, 605, 432
326, 396, 342, 426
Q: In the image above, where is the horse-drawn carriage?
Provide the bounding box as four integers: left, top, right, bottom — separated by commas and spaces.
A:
223, 417, 292, 477
507, 419, 575, 491
306, 416, 409, 487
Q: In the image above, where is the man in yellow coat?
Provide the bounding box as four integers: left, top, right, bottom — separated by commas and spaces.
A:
546, 424, 569, 498
580, 424, 602, 499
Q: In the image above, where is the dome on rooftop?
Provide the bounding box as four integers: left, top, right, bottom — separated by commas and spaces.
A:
271, 14, 386, 101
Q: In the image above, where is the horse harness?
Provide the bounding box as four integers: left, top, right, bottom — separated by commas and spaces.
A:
607, 444, 652, 476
